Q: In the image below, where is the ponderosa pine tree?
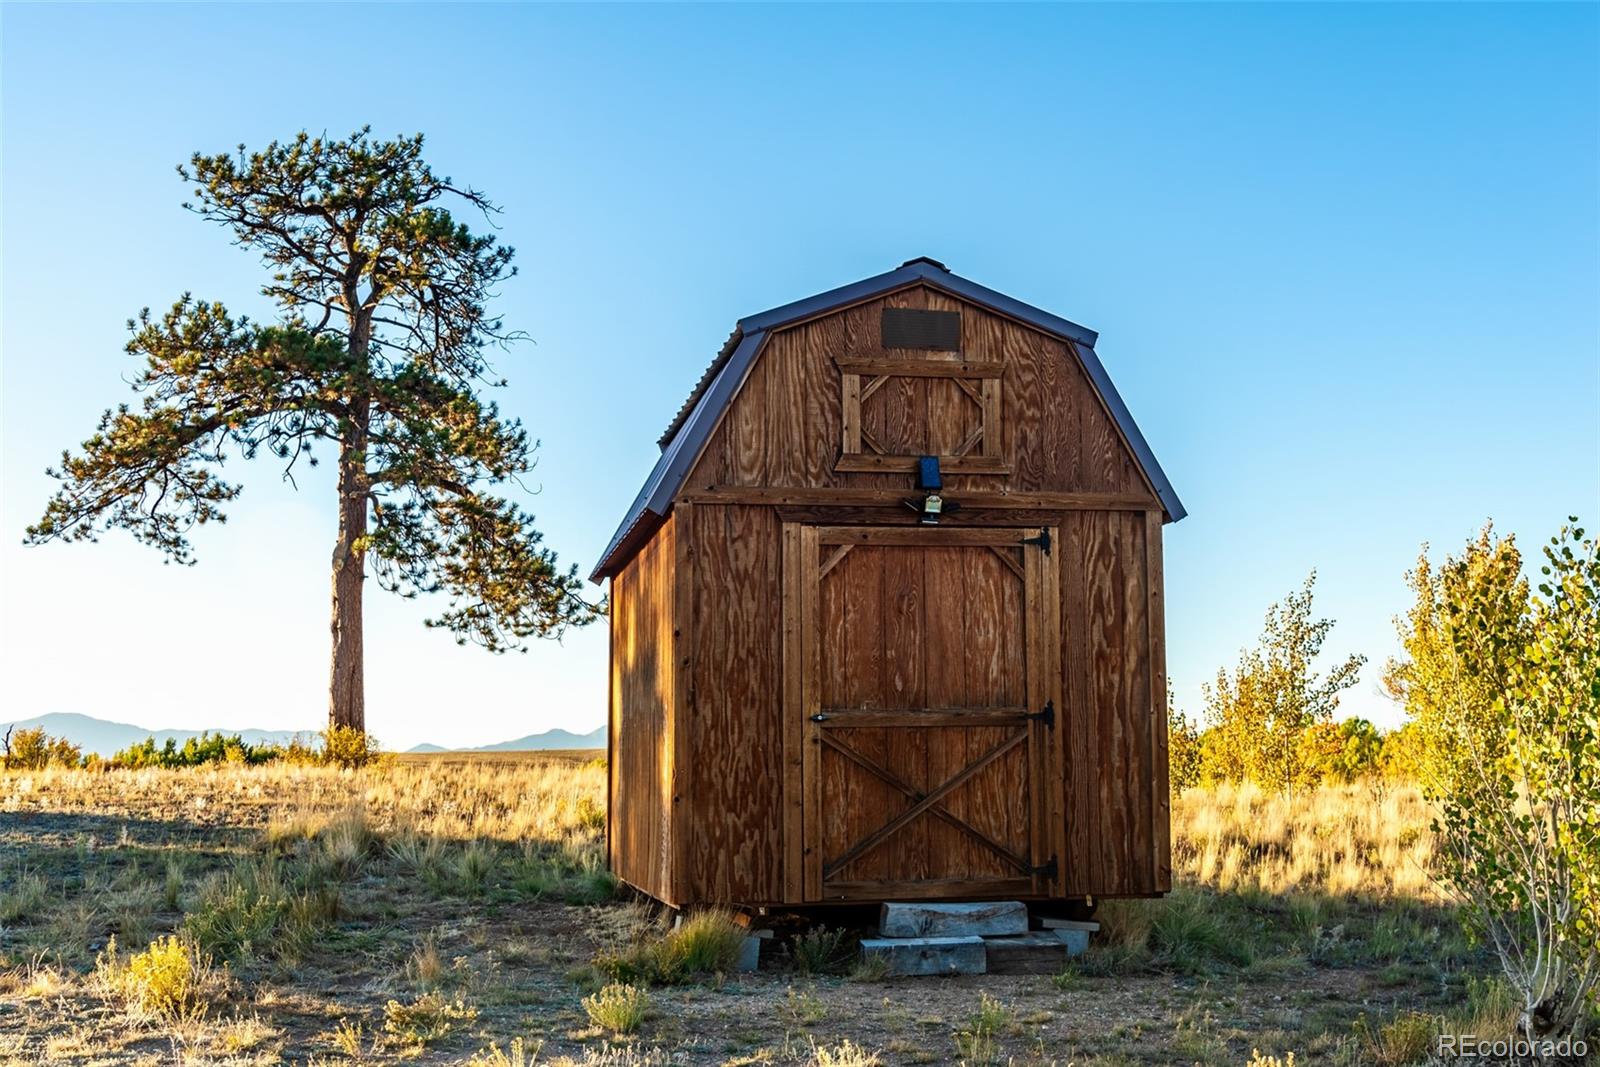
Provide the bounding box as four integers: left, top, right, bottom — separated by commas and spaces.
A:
26, 129, 599, 733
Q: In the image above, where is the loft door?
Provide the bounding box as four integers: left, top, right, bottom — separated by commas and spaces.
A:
787, 525, 1059, 901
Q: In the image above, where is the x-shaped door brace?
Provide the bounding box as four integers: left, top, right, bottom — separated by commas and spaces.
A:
856, 373, 988, 458
820, 728, 1030, 881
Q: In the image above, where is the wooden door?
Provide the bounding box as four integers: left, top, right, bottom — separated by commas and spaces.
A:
785, 525, 1060, 902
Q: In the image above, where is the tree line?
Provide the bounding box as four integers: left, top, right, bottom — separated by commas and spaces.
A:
1168, 519, 1597, 1047
1, 724, 379, 770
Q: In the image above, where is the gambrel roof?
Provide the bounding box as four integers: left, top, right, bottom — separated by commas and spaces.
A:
591, 258, 1185, 581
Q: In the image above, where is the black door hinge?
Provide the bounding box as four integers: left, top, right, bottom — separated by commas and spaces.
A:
1030, 855, 1059, 879
1022, 528, 1051, 555
1026, 699, 1055, 728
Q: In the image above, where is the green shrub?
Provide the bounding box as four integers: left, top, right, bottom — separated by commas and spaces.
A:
1389, 520, 1600, 1042
574, 795, 606, 831
322, 725, 380, 768
1363, 1010, 1439, 1066
110, 731, 287, 768
582, 981, 649, 1034
1167, 698, 1203, 791
1295, 717, 1384, 785
94, 934, 212, 1022
3, 726, 82, 770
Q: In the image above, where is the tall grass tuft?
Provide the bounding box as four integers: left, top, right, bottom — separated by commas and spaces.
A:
0, 868, 48, 924
953, 993, 1012, 1065
595, 908, 748, 985
790, 925, 853, 975
184, 855, 332, 965
582, 982, 650, 1034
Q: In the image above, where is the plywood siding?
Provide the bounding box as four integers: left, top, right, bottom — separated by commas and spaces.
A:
609, 515, 677, 902
675, 503, 1168, 904
685, 504, 785, 903
637, 282, 1173, 905
1059, 510, 1167, 897
684, 284, 1155, 500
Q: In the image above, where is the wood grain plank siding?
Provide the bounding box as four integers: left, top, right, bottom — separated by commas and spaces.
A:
1060, 513, 1098, 895
680, 283, 1162, 504
687, 504, 783, 903
1079, 510, 1156, 896
608, 515, 676, 902
781, 522, 805, 902
1146, 510, 1172, 892
669, 503, 695, 905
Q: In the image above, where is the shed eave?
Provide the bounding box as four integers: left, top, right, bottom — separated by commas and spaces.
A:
590, 328, 770, 582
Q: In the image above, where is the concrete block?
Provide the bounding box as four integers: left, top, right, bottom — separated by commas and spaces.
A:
879, 900, 1028, 938
1038, 917, 1100, 932
735, 935, 761, 973
860, 935, 986, 976
1052, 927, 1091, 956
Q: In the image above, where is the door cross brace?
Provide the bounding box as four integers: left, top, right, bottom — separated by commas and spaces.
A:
819, 733, 1033, 876
821, 728, 1028, 880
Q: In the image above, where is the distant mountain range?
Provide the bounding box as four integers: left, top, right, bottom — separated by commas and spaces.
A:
3, 712, 606, 757
405, 726, 607, 753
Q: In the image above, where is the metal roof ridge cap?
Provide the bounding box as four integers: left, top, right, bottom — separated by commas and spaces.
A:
738, 264, 925, 332
930, 272, 1099, 348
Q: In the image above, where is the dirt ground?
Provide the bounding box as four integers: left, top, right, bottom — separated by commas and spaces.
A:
0, 758, 1493, 1066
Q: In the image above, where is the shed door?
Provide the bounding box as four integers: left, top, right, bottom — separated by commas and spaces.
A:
789, 525, 1059, 901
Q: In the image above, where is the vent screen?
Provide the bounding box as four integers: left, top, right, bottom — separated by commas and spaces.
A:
882, 308, 961, 351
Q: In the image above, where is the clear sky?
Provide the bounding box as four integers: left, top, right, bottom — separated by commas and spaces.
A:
2, 3, 1596, 749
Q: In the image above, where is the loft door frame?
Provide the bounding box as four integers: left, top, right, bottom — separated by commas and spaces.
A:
780, 521, 1063, 903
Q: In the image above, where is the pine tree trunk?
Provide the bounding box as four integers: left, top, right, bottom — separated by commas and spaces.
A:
328, 410, 370, 733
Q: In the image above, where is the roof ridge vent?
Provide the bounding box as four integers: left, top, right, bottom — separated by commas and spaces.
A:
900, 255, 948, 271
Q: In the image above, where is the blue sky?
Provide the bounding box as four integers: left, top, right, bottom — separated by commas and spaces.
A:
2, 4, 1596, 749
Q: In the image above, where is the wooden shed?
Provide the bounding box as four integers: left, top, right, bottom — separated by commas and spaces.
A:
592, 258, 1185, 909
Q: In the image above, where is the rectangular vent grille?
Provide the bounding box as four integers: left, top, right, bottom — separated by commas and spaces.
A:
882, 308, 962, 351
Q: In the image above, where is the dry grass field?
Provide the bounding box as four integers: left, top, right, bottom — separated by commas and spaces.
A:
0, 756, 1509, 1066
